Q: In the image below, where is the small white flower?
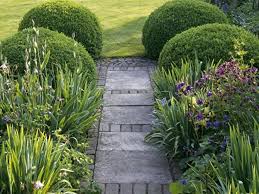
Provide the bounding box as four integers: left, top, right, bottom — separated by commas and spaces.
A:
238, 180, 243, 184
33, 181, 44, 190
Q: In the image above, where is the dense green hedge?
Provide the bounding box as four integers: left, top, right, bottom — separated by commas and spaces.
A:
159, 23, 259, 69
2, 27, 96, 80
142, 0, 229, 59
19, 0, 102, 59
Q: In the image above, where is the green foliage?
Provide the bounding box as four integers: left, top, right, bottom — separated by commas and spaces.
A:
0, 50, 102, 137
0, 126, 74, 194
0, 32, 102, 191
189, 121, 259, 194
19, 0, 103, 59
142, 0, 228, 59
1, 27, 96, 81
153, 58, 216, 100
159, 23, 259, 70
232, 1, 259, 36
145, 98, 193, 157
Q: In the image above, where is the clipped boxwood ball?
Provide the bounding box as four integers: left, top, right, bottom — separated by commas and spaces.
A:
159, 23, 259, 69
2, 27, 97, 81
19, 0, 102, 59
142, 0, 229, 59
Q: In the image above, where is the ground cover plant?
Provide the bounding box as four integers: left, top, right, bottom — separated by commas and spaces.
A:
142, 0, 228, 59
19, 0, 103, 59
0, 28, 103, 193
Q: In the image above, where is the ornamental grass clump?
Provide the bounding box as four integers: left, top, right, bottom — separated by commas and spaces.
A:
0, 30, 102, 192
170, 121, 259, 194
0, 126, 74, 194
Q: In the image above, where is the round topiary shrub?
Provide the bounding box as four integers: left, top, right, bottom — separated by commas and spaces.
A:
19, 0, 102, 59
142, 0, 229, 59
159, 23, 259, 69
1, 27, 96, 80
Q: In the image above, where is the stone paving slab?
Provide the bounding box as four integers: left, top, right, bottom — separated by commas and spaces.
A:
98, 132, 157, 151
106, 71, 152, 90
103, 93, 154, 106
101, 106, 153, 125
94, 150, 172, 184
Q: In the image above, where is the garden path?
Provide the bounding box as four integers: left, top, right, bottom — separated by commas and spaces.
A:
91, 58, 172, 194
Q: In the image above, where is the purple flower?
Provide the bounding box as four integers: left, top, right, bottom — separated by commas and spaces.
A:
223, 115, 229, 121
2, 115, 11, 124
185, 85, 192, 92
220, 137, 228, 151
196, 99, 204, 105
207, 91, 212, 97
180, 179, 188, 185
160, 98, 167, 106
213, 121, 221, 128
206, 121, 213, 128
176, 82, 185, 91
197, 112, 204, 121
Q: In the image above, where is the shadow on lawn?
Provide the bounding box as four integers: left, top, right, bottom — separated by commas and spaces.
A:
103, 16, 147, 56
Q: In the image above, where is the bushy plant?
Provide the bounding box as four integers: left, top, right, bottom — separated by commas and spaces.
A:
153, 58, 216, 100
0, 126, 74, 194
148, 59, 258, 166
0, 32, 102, 191
19, 0, 103, 58
159, 23, 259, 70
142, 0, 228, 59
1, 27, 96, 81
172, 121, 259, 194
0, 55, 102, 137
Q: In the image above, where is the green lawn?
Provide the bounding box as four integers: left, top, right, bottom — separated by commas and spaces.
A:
0, 0, 169, 57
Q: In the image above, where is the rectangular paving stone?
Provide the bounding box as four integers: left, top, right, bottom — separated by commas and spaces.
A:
120, 183, 133, 194
103, 93, 154, 106
106, 71, 152, 90
134, 184, 146, 194
148, 184, 162, 194
98, 132, 157, 151
101, 106, 153, 125
121, 124, 132, 132
106, 184, 119, 194
110, 124, 121, 132
132, 124, 142, 132
94, 150, 172, 184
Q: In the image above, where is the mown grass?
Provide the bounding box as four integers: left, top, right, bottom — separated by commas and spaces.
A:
0, 0, 169, 57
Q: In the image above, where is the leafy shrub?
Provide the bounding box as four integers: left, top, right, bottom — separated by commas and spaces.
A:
1, 27, 96, 81
153, 58, 216, 100
19, 0, 103, 58
173, 121, 259, 194
0, 48, 102, 137
0, 33, 102, 191
142, 0, 228, 59
159, 23, 259, 70
148, 59, 258, 162
0, 126, 74, 194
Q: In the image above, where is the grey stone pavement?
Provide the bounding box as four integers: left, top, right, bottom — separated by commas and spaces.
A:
91, 58, 172, 194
